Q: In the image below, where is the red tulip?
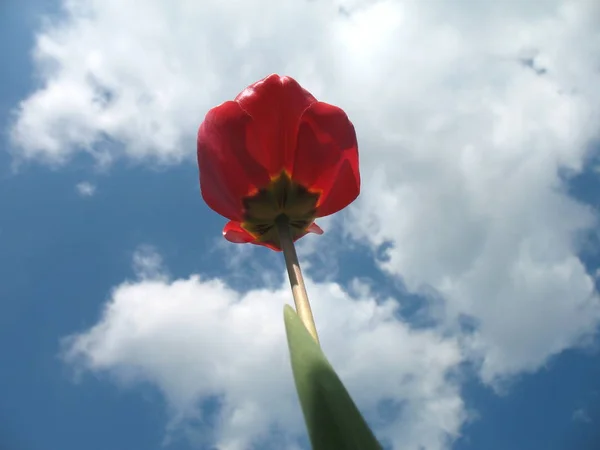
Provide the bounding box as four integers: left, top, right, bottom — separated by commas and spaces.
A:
197, 74, 360, 251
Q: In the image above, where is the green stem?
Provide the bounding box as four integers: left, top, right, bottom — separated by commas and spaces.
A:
276, 216, 320, 345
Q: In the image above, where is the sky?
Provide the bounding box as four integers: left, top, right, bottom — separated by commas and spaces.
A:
1, 0, 600, 449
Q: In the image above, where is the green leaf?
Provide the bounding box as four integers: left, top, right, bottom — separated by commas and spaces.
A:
283, 305, 383, 450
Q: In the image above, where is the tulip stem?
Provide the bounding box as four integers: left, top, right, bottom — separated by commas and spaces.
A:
276, 216, 320, 345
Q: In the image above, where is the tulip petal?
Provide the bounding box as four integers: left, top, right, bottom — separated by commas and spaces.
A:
222, 220, 324, 252
235, 74, 317, 176
315, 159, 360, 217
291, 102, 360, 217
223, 220, 283, 251
198, 101, 272, 221
306, 222, 324, 235
223, 220, 256, 244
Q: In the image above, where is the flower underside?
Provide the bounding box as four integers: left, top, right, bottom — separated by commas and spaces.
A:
242, 171, 320, 249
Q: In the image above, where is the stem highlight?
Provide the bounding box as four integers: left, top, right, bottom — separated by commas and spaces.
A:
276, 216, 320, 345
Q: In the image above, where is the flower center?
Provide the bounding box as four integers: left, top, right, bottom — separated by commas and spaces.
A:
241, 171, 320, 247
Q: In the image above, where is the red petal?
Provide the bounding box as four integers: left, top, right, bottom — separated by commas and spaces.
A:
315, 159, 360, 217
198, 101, 271, 221
291, 102, 360, 216
222, 221, 282, 251
223, 220, 257, 244
222, 220, 324, 252
235, 74, 317, 177
306, 222, 324, 235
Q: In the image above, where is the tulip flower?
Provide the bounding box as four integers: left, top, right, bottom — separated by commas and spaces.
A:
197, 74, 360, 252
197, 76, 380, 449
197, 74, 360, 343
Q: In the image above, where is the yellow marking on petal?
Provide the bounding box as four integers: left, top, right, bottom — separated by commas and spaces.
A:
240, 171, 320, 248
309, 188, 324, 206
240, 222, 260, 239
270, 169, 292, 182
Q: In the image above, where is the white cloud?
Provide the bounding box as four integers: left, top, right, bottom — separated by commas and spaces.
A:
341, 1, 600, 382
11, 0, 600, 445
75, 181, 96, 197
9, 0, 346, 166
62, 247, 465, 450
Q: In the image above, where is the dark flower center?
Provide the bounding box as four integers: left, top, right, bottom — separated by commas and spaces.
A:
241, 171, 320, 248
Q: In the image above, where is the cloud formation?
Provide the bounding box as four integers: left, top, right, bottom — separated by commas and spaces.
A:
63, 247, 465, 450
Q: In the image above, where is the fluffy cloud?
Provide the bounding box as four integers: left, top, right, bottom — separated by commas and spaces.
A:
341, 1, 600, 382
9, 0, 345, 166
62, 247, 465, 450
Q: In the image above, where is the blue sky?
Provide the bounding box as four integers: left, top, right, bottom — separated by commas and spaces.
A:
1, 0, 600, 449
